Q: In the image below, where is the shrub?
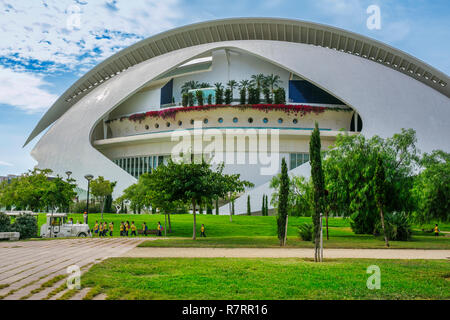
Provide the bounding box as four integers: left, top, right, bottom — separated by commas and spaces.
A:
71, 201, 102, 214
248, 87, 260, 104
11, 214, 37, 239
187, 92, 195, 107
274, 88, 286, 104
0, 212, 11, 232
240, 88, 246, 104
196, 90, 204, 106
224, 89, 233, 104
298, 223, 313, 241
263, 88, 272, 104
182, 93, 189, 107
375, 212, 412, 241
215, 88, 224, 104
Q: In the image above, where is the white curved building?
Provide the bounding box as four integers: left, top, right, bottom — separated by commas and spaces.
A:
26, 18, 450, 214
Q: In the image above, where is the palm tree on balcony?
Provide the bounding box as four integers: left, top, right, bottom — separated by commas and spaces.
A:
214, 82, 224, 90
251, 73, 266, 89
181, 80, 200, 94
200, 82, 211, 88
265, 74, 282, 93
239, 79, 251, 90
227, 80, 238, 91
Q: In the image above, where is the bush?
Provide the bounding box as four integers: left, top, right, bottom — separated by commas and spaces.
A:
263, 88, 272, 104
71, 201, 102, 213
0, 212, 11, 232
215, 88, 224, 104
298, 223, 313, 241
274, 88, 286, 104
375, 212, 412, 241
196, 90, 204, 106
248, 87, 260, 104
224, 89, 233, 104
187, 92, 195, 107
240, 88, 246, 104
11, 214, 37, 239
182, 93, 189, 107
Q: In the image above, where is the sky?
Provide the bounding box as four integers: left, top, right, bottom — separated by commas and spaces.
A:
0, 0, 449, 176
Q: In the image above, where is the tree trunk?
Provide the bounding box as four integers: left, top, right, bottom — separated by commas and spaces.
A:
283, 215, 289, 246
326, 210, 329, 241
101, 197, 105, 220
379, 207, 389, 247
167, 213, 172, 233
192, 199, 197, 240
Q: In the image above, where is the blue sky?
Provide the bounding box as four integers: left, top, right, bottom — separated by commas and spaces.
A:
0, 0, 449, 176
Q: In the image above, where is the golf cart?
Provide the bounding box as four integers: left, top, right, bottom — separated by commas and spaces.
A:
40, 213, 91, 238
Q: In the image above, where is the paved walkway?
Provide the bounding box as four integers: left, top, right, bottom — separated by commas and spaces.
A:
0, 238, 145, 300
123, 247, 450, 260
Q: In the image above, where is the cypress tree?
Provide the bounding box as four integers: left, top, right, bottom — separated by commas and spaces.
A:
247, 195, 251, 216
261, 195, 265, 216
309, 122, 325, 262
265, 194, 269, 216
374, 155, 390, 247
277, 158, 289, 246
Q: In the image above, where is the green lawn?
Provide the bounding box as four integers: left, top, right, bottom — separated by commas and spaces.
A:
34, 213, 450, 249
80, 258, 450, 300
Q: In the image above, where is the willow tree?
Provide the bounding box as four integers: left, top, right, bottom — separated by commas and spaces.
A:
309, 122, 326, 262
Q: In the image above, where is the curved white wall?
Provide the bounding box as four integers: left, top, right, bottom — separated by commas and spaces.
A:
31, 40, 450, 200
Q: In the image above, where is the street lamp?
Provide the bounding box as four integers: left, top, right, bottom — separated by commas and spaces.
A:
84, 174, 94, 224
65, 171, 72, 180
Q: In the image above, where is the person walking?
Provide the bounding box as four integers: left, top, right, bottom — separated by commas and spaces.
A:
99, 222, 104, 237
103, 222, 108, 236
130, 221, 137, 236
142, 222, 148, 236
434, 224, 440, 237
157, 222, 162, 237
109, 222, 114, 236
93, 220, 99, 236
201, 224, 206, 237
125, 221, 130, 237
83, 211, 87, 224
119, 221, 124, 236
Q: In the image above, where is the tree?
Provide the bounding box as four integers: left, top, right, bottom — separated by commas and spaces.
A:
42, 176, 77, 213
270, 175, 313, 217
251, 73, 265, 89
374, 155, 389, 247
214, 83, 224, 104
323, 129, 418, 235
264, 74, 282, 93
220, 173, 254, 222
412, 150, 450, 223
196, 90, 204, 106
309, 122, 325, 262
247, 195, 251, 216
277, 158, 289, 246
224, 88, 233, 104
90, 176, 116, 219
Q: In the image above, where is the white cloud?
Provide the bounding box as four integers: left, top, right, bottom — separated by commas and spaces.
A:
0, 160, 13, 167
0, 66, 58, 112
0, 0, 182, 73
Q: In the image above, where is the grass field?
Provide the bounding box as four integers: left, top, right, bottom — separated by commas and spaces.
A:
34, 213, 450, 249
80, 257, 450, 300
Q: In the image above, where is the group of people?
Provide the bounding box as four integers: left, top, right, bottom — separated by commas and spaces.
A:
92, 220, 177, 237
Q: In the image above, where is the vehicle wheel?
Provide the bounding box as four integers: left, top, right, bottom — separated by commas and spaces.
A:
78, 232, 87, 237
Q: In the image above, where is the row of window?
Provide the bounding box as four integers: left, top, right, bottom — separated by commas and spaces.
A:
144, 117, 299, 130
114, 153, 310, 178
290, 153, 310, 170
113, 155, 170, 179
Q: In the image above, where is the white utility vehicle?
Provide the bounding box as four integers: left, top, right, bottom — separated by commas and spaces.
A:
40, 213, 91, 238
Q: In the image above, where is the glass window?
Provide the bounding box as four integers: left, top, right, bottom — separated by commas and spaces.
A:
155, 123, 159, 128
218, 118, 223, 123
290, 154, 296, 170
278, 118, 283, 124
293, 119, 298, 124
158, 156, 164, 166
263, 118, 268, 123
248, 118, 253, 123
166, 122, 171, 127
178, 120, 183, 126
290, 153, 310, 170
233, 117, 238, 123
203, 118, 208, 124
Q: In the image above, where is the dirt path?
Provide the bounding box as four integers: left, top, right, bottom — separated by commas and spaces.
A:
123, 247, 450, 260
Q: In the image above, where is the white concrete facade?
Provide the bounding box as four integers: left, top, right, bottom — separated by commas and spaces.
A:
26, 18, 449, 214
